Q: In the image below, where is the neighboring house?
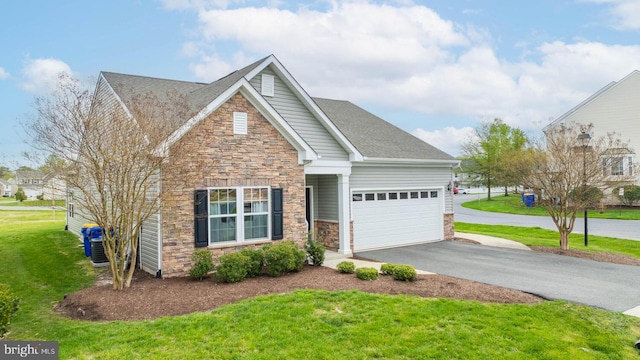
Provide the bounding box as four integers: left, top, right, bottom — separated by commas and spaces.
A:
15, 170, 45, 199
544, 70, 640, 201
0, 179, 11, 197
66, 55, 459, 278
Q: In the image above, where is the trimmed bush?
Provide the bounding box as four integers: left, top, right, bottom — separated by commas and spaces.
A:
336, 261, 355, 274
216, 252, 249, 283
188, 249, 214, 280
355, 267, 379, 281
392, 264, 417, 282
380, 263, 398, 276
263, 241, 305, 277
0, 284, 20, 338
305, 233, 326, 266
240, 248, 264, 278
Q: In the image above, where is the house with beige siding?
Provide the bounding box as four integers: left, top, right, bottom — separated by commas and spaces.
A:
544, 70, 640, 200
67, 55, 459, 278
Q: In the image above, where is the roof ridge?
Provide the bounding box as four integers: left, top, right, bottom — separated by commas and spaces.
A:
101, 71, 206, 86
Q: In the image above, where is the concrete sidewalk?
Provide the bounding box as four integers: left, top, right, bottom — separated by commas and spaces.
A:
322, 233, 529, 274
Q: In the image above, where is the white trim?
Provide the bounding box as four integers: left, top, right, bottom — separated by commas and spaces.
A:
304, 160, 352, 175
337, 174, 352, 256
245, 55, 364, 162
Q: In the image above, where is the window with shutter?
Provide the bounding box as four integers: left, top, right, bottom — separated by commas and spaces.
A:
194, 190, 209, 248
271, 188, 283, 240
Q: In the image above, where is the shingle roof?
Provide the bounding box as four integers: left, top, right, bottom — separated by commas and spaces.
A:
100, 57, 454, 162
313, 98, 454, 161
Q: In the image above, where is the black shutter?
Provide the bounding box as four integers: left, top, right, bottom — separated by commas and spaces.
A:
194, 190, 209, 248
272, 188, 283, 240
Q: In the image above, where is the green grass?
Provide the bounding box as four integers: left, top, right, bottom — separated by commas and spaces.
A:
456, 222, 640, 259
3, 210, 640, 359
0, 198, 66, 207
462, 194, 640, 220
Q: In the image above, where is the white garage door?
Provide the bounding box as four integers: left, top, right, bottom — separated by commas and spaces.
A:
352, 189, 443, 252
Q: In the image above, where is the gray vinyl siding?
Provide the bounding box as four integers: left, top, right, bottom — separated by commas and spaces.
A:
350, 165, 454, 212
139, 169, 161, 275
317, 175, 339, 221
249, 68, 349, 160
66, 187, 94, 237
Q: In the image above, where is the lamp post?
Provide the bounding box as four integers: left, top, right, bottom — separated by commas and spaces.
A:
578, 131, 591, 247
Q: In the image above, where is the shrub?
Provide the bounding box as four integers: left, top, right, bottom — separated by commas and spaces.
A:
0, 284, 20, 338
392, 265, 417, 282
380, 263, 398, 276
216, 252, 249, 283
615, 185, 640, 206
14, 187, 26, 202
36, 194, 44, 200
355, 267, 379, 281
240, 248, 264, 278
263, 241, 305, 277
336, 261, 355, 274
305, 232, 326, 266
188, 249, 214, 280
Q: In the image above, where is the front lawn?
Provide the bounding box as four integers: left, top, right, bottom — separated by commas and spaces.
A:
3, 210, 640, 359
462, 194, 640, 220
0, 198, 66, 207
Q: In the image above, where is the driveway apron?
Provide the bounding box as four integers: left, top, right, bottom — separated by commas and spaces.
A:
358, 241, 640, 312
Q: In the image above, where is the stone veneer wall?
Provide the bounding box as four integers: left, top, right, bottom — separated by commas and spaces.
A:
160, 93, 307, 277
314, 220, 354, 253
444, 212, 454, 240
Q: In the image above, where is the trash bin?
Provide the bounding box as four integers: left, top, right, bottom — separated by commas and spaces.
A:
80, 223, 99, 257
89, 226, 109, 265
522, 193, 535, 207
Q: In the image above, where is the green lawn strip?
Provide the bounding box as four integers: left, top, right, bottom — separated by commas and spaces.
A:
455, 222, 640, 259
461, 194, 640, 220
0, 199, 66, 207
3, 211, 640, 359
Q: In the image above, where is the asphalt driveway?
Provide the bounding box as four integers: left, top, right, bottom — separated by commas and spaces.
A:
358, 241, 640, 312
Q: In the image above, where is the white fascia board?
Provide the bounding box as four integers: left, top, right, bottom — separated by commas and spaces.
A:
304, 160, 352, 175
156, 78, 317, 163
355, 157, 460, 167
245, 55, 364, 162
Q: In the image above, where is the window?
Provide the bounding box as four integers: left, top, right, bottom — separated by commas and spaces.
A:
410, 192, 419, 199
612, 157, 624, 176
399, 192, 408, 199
208, 187, 270, 244
430, 191, 438, 198
389, 192, 398, 200
352, 194, 363, 202
365, 193, 375, 201
420, 191, 429, 198
377, 193, 386, 200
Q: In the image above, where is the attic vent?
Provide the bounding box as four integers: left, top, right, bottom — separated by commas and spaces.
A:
261, 74, 275, 97
233, 112, 248, 135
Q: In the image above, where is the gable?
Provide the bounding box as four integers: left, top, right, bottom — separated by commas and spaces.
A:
248, 67, 349, 161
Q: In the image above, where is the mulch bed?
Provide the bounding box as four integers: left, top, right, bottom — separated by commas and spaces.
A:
55, 265, 542, 322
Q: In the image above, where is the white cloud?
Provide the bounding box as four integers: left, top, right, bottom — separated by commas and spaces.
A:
581, 0, 640, 30
0, 67, 9, 79
170, 2, 640, 142
20, 58, 74, 94
412, 126, 475, 157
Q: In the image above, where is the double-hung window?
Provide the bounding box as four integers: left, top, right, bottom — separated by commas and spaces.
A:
208, 187, 270, 244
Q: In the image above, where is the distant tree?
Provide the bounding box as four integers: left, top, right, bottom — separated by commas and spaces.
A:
14, 187, 26, 202
0, 166, 11, 179
524, 122, 634, 250
615, 185, 640, 207
462, 119, 528, 200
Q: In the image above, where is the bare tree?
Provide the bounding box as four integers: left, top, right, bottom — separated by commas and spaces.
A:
525, 122, 634, 250
24, 75, 194, 289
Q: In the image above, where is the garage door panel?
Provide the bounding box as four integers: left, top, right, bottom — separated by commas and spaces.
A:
352, 190, 443, 251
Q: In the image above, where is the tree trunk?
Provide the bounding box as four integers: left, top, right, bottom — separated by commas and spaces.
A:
559, 229, 570, 250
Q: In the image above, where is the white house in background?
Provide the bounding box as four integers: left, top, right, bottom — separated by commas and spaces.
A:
544, 70, 640, 186
0, 179, 11, 197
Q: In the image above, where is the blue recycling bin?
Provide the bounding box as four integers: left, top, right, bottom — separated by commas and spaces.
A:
522, 193, 535, 207
80, 223, 98, 257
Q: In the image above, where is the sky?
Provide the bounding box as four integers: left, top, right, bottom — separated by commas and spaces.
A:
1, 0, 640, 167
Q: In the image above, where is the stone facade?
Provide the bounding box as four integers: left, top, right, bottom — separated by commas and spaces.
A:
160, 93, 307, 277
313, 220, 353, 253
444, 212, 454, 240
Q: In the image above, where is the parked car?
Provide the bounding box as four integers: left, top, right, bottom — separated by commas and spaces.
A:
453, 187, 467, 194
